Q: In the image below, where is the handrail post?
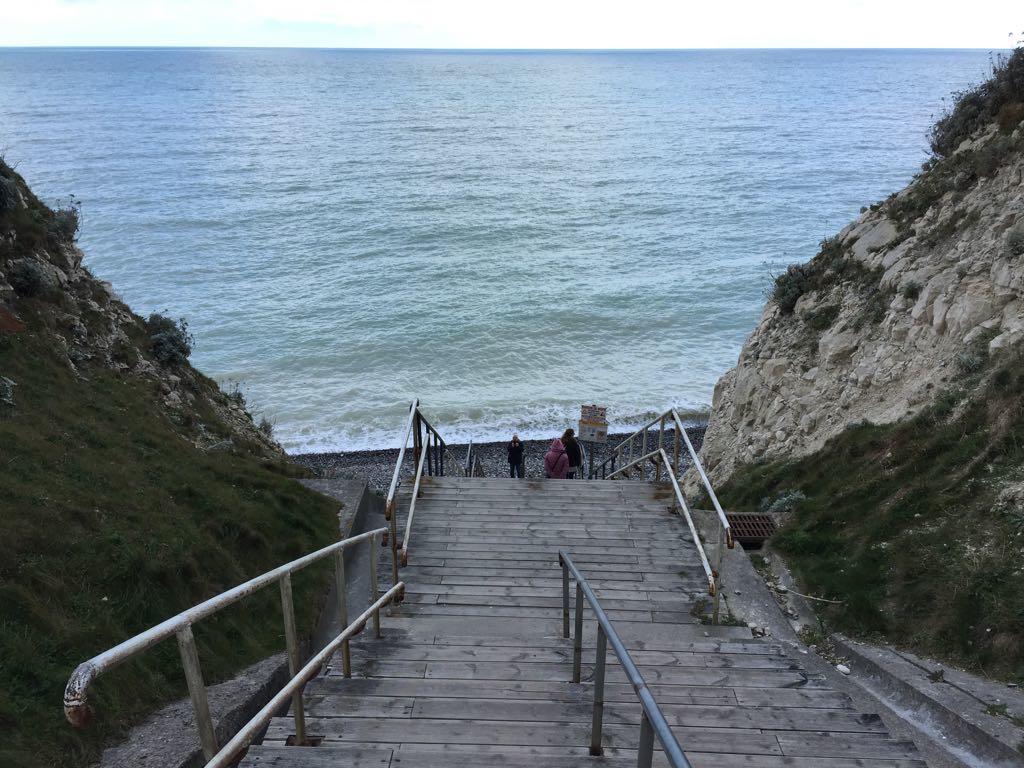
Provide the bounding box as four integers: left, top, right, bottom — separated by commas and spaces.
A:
673, 418, 681, 476
572, 582, 584, 683
561, 558, 570, 638
369, 535, 381, 637
656, 417, 665, 482
637, 710, 655, 768
176, 624, 218, 761
389, 501, 400, 584
334, 550, 351, 678
712, 525, 727, 625
590, 624, 607, 756
279, 573, 306, 745
412, 409, 422, 472
640, 429, 648, 479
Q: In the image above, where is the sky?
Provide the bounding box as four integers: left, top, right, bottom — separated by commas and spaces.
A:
1, 0, 1021, 49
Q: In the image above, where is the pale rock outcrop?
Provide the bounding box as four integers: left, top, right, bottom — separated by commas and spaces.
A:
694, 127, 1024, 488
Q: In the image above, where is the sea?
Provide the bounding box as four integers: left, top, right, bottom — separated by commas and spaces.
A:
0, 48, 997, 451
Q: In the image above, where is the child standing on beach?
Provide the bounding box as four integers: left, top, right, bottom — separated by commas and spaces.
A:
544, 437, 570, 479
507, 434, 525, 478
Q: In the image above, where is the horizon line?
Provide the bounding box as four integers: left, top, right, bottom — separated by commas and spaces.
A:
0, 44, 1009, 52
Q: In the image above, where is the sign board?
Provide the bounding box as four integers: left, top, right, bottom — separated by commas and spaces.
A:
578, 404, 608, 444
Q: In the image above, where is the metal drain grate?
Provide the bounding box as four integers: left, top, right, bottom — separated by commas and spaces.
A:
726, 513, 777, 547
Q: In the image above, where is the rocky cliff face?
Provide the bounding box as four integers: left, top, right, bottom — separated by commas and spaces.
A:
696, 119, 1024, 486
0, 160, 278, 454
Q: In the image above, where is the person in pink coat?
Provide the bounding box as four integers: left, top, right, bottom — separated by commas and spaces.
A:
544, 438, 570, 479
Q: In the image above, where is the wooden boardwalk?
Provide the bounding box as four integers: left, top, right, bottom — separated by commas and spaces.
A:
243, 476, 926, 767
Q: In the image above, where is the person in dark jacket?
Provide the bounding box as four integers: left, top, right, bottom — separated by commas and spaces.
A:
507, 434, 525, 478
562, 428, 583, 479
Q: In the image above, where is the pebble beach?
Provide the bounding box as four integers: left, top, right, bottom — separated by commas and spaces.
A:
293, 425, 706, 492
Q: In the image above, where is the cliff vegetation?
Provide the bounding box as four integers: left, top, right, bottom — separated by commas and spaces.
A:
699, 46, 1024, 681
0, 160, 340, 768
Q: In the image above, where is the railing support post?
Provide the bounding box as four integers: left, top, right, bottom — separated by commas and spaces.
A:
388, 502, 400, 585
640, 429, 648, 479
176, 624, 218, 761
572, 582, 584, 683
334, 550, 351, 678
412, 409, 422, 472
656, 417, 665, 482
673, 419, 681, 476
369, 535, 381, 637
561, 559, 570, 639
712, 527, 726, 625
279, 573, 306, 745
637, 710, 655, 768
590, 625, 607, 756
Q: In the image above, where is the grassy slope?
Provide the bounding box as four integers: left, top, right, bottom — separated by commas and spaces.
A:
0, 330, 340, 768
0, 166, 340, 767
716, 356, 1024, 682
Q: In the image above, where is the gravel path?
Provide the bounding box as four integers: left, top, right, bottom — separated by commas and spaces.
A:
293, 425, 706, 493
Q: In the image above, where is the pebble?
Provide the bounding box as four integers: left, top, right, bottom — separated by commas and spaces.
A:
836, 664, 851, 675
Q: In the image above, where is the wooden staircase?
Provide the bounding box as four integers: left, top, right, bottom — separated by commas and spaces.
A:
241, 476, 927, 767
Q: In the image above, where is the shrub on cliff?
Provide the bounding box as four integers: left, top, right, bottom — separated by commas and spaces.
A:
47, 197, 81, 243
0, 174, 18, 213
930, 46, 1024, 157
146, 312, 193, 365
772, 263, 814, 313
8, 259, 45, 297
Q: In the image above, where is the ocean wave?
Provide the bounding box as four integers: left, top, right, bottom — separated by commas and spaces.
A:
283, 401, 710, 455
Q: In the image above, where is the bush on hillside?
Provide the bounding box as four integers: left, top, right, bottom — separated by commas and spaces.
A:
9, 259, 45, 297
901, 280, 923, 300
48, 197, 81, 243
772, 263, 814, 314
146, 313, 193, 365
930, 46, 1024, 157
0, 175, 18, 213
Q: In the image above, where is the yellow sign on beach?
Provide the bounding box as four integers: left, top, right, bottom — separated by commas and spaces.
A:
579, 404, 608, 443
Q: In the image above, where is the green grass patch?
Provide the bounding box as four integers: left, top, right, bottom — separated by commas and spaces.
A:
0, 331, 339, 768
717, 356, 1024, 682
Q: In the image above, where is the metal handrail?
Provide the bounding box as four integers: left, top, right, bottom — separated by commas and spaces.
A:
399, 440, 430, 565
384, 400, 450, 570
670, 409, 731, 545
64, 527, 395, 762
609, 449, 715, 595
606, 449, 662, 480
463, 440, 484, 477
557, 550, 692, 768
590, 409, 676, 481
592, 408, 732, 621
205, 581, 405, 768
